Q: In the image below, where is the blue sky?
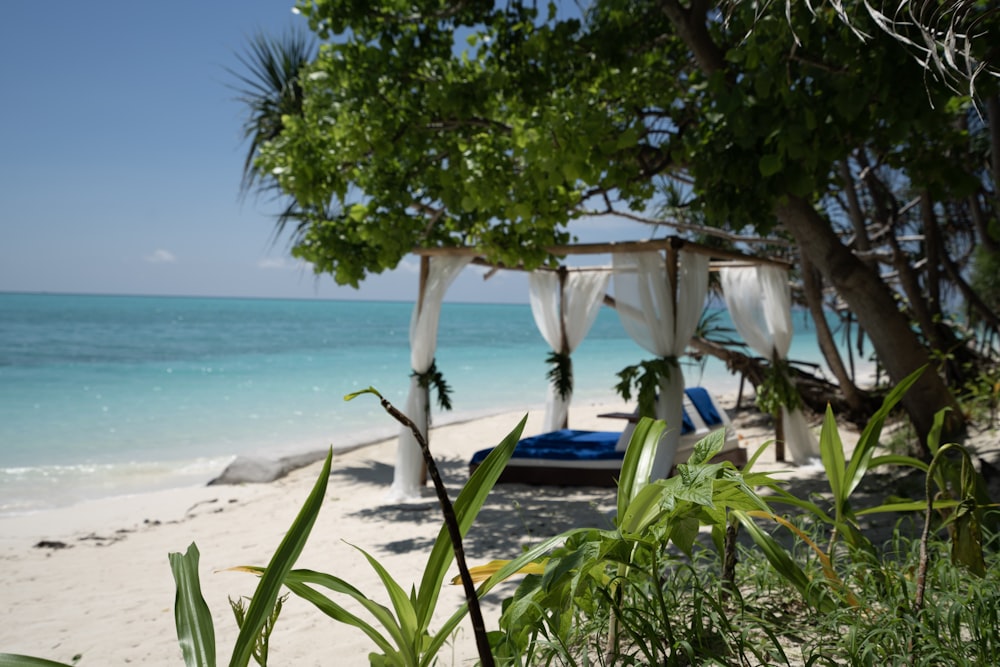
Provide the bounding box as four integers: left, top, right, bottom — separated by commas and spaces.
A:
0, 1, 647, 303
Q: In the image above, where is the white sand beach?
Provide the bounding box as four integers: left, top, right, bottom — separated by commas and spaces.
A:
0, 396, 839, 666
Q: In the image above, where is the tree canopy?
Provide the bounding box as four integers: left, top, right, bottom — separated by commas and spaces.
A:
243, 0, 1000, 445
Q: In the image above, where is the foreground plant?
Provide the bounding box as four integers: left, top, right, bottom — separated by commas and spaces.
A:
230, 396, 529, 667
481, 418, 785, 664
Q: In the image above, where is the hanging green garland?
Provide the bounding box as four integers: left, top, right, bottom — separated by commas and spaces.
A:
614, 356, 678, 418
546, 350, 574, 401
755, 357, 801, 416
412, 358, 453, 411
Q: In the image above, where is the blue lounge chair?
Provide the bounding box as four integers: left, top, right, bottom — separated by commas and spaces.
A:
468, 387, 744, 486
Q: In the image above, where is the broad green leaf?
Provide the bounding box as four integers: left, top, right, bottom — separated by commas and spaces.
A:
229, 449, 333, 667
415, 416, 526, 631
688, 428, 726, 466
169, 543, 216, 667
0, 656, 76, 667
619, 480, 669, 534
818, 406, 845, 512
672, 464, 721, 508
617, 417, 666, 519
843, 366, 924, 499
669, 516, 700, 556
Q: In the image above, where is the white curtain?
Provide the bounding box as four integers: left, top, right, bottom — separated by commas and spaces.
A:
719, 265, 819, 462
388, 255, 472, 502
612, 250, 709, 479
528, 269, 611, 432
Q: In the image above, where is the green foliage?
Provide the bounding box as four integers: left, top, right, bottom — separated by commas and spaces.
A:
170, 544, 217, 667
614, 357, 677, 418
239, 416, 530, 667
0, 656, 79, 667
229, 29, 316, 199
229, 595, 286, 666
410, 358, 452, 411
491, 419, 783, 663
544, 350, 573, 401
754, 358, 801, 416
6, 372, 1000, 665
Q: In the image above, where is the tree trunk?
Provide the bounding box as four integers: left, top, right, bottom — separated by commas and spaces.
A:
988, 94, 1000, 212
774, 194, 964, 453
799, 253, 865, 412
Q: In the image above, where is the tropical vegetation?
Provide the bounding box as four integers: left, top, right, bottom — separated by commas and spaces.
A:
231, 0, 999, 455
2, 369, 997, 665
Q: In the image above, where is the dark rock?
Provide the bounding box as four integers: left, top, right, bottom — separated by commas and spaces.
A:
208, 450, 329, 486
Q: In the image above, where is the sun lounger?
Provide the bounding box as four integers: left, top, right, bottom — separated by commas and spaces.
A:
468, 387, 746, 486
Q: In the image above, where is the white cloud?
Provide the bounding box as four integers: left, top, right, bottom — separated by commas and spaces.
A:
144, 249, 176, 263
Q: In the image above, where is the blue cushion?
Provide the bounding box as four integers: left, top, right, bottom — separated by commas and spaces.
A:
685, 387, 723, 426
470, 429, 622, 466
469, 388, 724, 467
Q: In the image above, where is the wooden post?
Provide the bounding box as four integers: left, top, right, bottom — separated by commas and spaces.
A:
557, 266, 570, 430
666, 244, 679, 333
418, 256, 430, 486
772, 350, 786, 462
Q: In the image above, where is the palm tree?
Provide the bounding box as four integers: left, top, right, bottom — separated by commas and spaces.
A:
229, 29, 317, 239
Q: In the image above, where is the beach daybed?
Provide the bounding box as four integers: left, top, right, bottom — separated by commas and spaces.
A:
468, 387, 746, 487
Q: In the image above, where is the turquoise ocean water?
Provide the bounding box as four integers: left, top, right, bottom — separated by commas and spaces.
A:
0, 293, 857, 515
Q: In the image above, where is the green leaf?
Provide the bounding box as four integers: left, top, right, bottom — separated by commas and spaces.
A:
428, 529, 592, 661
279, 568, 404, 656
169, 543, 217, 667
619, 481, 669, 535
229, 449, 333, 667
758, 154, 782, 176
951, 498, 986, 577
669, 516, 700, 556
818, 406, 846, 517
843, 366, 925, 500
732, 510, 836, 614
352, 544, 420, 662
414, 416, 526, 632
0, 656, 77, 667
617, 417, 666, 518
687, 428, 726, 466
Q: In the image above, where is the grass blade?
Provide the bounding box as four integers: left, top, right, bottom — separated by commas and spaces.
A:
733, 510, 837, 614
169, 543, 216, 667
228, 448, 333, 667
